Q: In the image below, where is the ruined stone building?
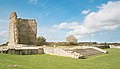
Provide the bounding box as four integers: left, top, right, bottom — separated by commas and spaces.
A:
8, 12, 37, 46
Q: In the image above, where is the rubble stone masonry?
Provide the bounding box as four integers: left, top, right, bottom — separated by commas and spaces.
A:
8, 12, 37, 46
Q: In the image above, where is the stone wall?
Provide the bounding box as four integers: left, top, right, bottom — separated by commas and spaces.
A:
8, 12, 37, 46
0, 46, 44, 55
44, 47, 72, 57
109, 45, 120, 48
82, 46, 107, 53
44, 47, 84, 58
0, 46, 107, 59
43, 46, 107, 58
17, 19, 37, 45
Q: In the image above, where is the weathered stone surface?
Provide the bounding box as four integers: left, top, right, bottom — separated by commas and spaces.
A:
8, 12, 37, 46
0, 46, 107, 58
44, 46, 107, 59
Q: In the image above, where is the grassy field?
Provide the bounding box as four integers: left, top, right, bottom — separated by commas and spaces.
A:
0, 49, 120, 69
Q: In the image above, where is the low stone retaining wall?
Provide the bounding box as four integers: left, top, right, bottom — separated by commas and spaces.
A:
43, 46, 106, 59
82, 46, 107, 53
109, 45, 120, 48
44, 47, 76, 58
0, 46, 107, 59
0, 46, 44, 55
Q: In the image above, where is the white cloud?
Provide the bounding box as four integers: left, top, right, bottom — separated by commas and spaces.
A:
0, 19, 8, 44
53, 22, 81, 30
82, 10, 91, 15
37, 27, 67, 42
28, 0, 38, 5
54, 1, 120, 38
0, 31, 7, 36
0, 30, 8, 44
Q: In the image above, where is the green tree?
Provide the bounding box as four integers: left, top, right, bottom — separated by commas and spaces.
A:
37, 36, 46, 46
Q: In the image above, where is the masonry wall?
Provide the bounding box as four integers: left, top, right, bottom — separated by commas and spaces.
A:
17, 19, 37, 45
44, 47, 74, 58
8, 12, 37, 46
8, 12, 18, 46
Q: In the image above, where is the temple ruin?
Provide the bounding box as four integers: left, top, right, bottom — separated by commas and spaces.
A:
8, 12, 37, 46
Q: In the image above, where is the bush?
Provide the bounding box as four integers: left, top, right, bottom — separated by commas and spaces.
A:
0, 42, 8, 46
37, 36, 46, 46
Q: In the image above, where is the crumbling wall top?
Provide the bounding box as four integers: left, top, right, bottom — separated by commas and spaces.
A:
18, 18, 36, 24
10, 12, 17, 19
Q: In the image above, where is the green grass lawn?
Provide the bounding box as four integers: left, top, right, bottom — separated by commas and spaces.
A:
0, 49, 120, 69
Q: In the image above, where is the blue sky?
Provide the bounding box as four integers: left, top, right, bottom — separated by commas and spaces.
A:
0, 0, 120, 44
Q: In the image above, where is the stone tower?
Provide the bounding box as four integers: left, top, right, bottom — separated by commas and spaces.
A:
8, 12, 37, 46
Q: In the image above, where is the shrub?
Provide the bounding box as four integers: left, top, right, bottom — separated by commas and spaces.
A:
37, 36, 46, 46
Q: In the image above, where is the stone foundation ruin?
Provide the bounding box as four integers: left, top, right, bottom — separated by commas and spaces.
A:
0, 12, 107, 59
0, 46, 107, 59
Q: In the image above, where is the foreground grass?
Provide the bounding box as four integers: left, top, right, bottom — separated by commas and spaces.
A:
0, 49, 120, 69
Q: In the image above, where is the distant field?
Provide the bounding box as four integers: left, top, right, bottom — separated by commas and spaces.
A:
0, 49, 120, 69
